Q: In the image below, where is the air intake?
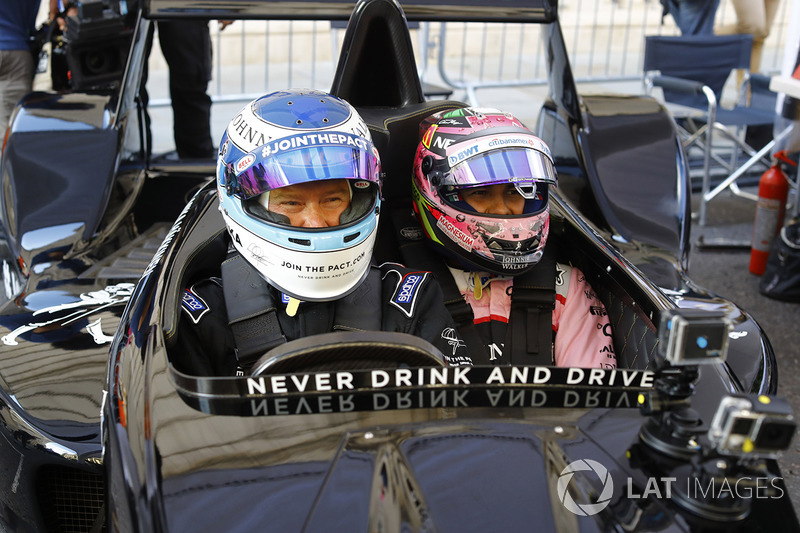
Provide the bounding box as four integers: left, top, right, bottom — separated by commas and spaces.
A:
38, 465, 105, 533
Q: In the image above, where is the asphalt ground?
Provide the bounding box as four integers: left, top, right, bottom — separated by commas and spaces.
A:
688, 184, 800, 505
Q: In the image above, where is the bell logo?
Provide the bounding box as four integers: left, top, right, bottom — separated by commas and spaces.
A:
235, 153, 256, 173
557, 459, 614, 516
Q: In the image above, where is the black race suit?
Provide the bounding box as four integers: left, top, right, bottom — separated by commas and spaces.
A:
175, 260, 472, 376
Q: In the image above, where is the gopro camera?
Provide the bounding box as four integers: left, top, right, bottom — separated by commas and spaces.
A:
709, 394, 796, 458
657, 308, 730, 365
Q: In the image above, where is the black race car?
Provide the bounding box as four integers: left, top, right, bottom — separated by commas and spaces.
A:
0, 0, 796, 531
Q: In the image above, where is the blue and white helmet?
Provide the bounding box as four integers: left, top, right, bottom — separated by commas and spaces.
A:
216, 89, 382, 302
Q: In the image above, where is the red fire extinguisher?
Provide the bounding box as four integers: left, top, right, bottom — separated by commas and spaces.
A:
750, 150, 795, 275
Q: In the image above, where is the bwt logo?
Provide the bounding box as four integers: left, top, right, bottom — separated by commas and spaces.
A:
448, 144, 478, 165
557, 459, 614, 516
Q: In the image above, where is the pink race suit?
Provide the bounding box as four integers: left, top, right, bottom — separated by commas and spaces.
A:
449, 263, 617, 368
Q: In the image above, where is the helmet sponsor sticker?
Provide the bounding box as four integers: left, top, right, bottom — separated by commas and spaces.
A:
261, 132, 370, 158
446, 134, 552, 167
442, 108, 467, 118
437, 116, 470, 128
353, 180, 371, 189
275, 249, 367, 275
228, 112, 270, 151
500, 254, 535, 269
421, 124, 437, 149
436, 214, 475, 251
432, 135, 455, 151
448, 144, 479, 166
235, 153, 256, 175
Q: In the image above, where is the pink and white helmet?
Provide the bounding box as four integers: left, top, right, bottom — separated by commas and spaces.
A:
412, 108, 557, 275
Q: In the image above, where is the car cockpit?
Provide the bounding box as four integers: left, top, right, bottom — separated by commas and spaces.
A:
160, 0, 661, 378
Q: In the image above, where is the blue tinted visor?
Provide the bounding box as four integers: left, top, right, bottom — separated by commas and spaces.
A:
444, 147, 557, 188
223, 135, 381, 199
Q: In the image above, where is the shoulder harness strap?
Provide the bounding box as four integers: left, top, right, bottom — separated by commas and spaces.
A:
392, 208, 494, 363
333, 265, 383, 331
221, 250, 286, 368
506, 246, 556, 365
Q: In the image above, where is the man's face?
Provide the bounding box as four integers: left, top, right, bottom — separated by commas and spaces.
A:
461, 183, 525, 215
268, 179, 351, 227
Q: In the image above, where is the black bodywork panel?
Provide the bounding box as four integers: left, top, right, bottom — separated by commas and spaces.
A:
0, 0, 792, 531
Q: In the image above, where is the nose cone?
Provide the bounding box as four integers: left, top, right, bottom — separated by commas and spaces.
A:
159, 414, 658, 533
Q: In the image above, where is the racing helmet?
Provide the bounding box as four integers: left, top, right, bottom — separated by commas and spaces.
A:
216, 89, 382, 302
412, 107, 557, 276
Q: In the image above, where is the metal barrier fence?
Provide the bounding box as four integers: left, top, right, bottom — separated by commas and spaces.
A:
429, 0, 791, 105
147, 0, 792, 110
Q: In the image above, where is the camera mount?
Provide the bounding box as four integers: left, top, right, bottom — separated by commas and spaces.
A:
631, 308, 796, 521
637, 308, 731, 458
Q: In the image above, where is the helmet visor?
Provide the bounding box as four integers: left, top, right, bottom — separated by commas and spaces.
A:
440, 182, 549, 217
443, 146, 557, 188
224, 134, 380, 200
